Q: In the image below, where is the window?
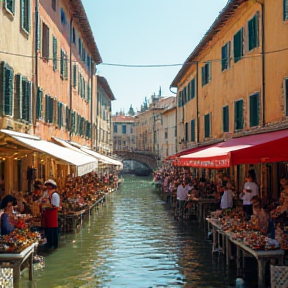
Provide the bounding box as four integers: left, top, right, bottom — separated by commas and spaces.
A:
0, 62, 13, 116
204, 113, 211, 138
52, 36, 57, 70
57, 102, 63, 127
223, 105, 229, 132
285, 79, 288, 117
4, 0, 15, 15
202, 62, 211, 86
42, 23, 50, 61
52, 0, 56, 12
114, 124, 118, 133
178, 93, 183, 107
234, 28, 244, 63
249, 93, 260, 127
189, 78, 196, 100
72, 27, 76, 44
15, 75, 31, 122
60, 8, 67, 25
122, 125, 126, 134
60, 49, 68, 79
73, 65, 77, 88
221, 42, 231, 71
235, 99, 244, 130
36, 87, 43, 120
248, 13, 259, 51
130, 126, 133, 134
21, 0, 30, 34
190, 119, 195, 142
165, 128, 168, 139
45, 95, 54, 124
284, 0, 288, 20
185, 122, 189, 142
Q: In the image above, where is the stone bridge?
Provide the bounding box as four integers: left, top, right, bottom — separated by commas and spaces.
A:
115, 151, 159, 171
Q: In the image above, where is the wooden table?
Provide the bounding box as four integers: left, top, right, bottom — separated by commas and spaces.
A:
0, 243, 36, 288
206, 218, 285, 288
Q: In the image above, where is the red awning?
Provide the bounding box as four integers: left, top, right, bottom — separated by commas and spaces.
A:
164, 143, 216, 163
178, 129, 288, 168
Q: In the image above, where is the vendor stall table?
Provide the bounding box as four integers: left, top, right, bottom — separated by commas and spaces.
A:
0, 243, 36, 288
59, 209, 86, 232
206, 218, 285, 288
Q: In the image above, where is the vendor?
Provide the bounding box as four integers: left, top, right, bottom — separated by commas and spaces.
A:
220, 182, 233, 210
240, 169, 259, 220
32, 180, 44, 202
42, 179, 60, 249
0, 194, 17, 235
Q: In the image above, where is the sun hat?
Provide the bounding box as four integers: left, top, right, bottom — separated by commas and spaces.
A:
44, 179, 57, 188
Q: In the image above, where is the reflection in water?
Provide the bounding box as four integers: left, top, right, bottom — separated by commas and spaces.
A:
20, 175, 239, 288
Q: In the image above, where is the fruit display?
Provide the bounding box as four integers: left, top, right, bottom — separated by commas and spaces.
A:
0, 228, 41, 253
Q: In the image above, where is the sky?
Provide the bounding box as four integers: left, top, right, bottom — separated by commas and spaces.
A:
82, 0, 229, 114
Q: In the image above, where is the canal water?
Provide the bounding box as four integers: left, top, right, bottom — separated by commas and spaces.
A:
20, 175, 247, 288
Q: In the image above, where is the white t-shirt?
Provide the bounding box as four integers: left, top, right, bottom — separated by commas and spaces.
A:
177, 184, 189, 201
241, 181, 259, 205
51, 192, 60, 208
220, 189, 233, 209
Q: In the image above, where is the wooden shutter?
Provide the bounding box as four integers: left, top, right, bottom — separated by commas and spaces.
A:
5, 0, 15, 14
249, 93, 259, 127
3, 65, 13, 116
223, 106, 229, 132
22, 78, 31, 122
204, 114, 210, 138
234, 29, 243, 63
15, 74, 23, 119
64, 53, 68, 79
201, 66, 205, 86
45, 94, 49, 123
38, 17, 42, 52
185, 122, 189, 142
73, 65, 77, 88
36, 87, 43, 120
191, 119, 195, 142
53, 36, 57, 71
235, 100, 243, 130
21, 0, 30, 33
222, 44, 227, 71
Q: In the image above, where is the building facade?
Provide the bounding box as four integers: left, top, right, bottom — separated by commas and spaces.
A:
96, 76, 115, 155
112, 115, 136, 152
170, 0, 288, 199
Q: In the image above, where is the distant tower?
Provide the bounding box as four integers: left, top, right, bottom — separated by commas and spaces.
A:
159, 86, 162, 97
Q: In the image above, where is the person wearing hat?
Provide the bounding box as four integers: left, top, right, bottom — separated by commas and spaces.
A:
0, 194, 17, 235
42, 179, 60, 249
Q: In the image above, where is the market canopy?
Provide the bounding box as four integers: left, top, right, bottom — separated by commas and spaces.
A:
0, 129, 98, 176
179, 129, 288, 168
80, 147, 123, 169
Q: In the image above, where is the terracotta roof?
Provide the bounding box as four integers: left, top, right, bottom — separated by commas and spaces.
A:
69, 0, 102, 64
97, 76, 115, 101
111, 115, 135, 122
171, 0, 247, 87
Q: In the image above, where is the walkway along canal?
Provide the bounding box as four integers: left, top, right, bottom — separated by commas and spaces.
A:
20, 175, 244, 288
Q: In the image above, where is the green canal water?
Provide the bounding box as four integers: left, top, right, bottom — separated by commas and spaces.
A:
20, 175, 247, 288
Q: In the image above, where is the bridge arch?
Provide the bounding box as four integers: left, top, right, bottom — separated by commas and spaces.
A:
115, 151, 158, 171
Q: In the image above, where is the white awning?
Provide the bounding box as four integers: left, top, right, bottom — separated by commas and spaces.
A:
0, 130, 98, 176
81, 147, 123, 168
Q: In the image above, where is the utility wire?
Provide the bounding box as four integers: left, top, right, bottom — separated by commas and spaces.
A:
1, 46, 288, 67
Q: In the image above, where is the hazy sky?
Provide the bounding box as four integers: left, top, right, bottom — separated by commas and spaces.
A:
82, 0, 229, 114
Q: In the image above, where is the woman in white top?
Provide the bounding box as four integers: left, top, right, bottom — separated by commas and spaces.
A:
220, 182, 233, 210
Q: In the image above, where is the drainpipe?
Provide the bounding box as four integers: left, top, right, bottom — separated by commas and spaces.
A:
196, 61, 200, 143
69, 15, 74, 141
169, 86, 177, 152
260, 2, 265, 126
33, 0, 39, 134
90, 60, 94, 149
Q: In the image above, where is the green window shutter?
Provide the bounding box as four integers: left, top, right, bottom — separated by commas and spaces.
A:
222, 44, 228, 71
73, 65, 77, 88
2, 65, 14, 116
248, 14, 259, 51
22, 78, 31, 122
5, 0, 15, 14
64, 53, 68, 79
204, 114, 210, 138
235, 100, 244, 130
15, 74, 23, 119
71, 111, 75, 133
284, 0, 288, 20
36, 87, 43, 120
191, 119, 195, 142
37, 17, 42, 52
223, 105, 229, 132
201, 66, 205, 86
185, 122, 189, 142
78, 73, 81, 95
234, 28, 243, 63
60, 50, 64, 77
191, 78, 195, 99
65, 106, 70, 130
249, 93, 259, 127
21, 0, 30, 33
50, 97, 54, 123
53, 36, 57, 71
45, 95, 49, 122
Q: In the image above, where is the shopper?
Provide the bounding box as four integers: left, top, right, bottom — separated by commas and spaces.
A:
0, 194, 17, 235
